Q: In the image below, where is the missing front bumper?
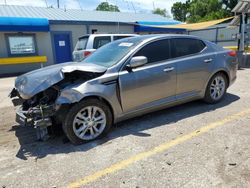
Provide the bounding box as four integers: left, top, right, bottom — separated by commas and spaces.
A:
16, 110, 28, 126
15, 105, 54, 141
16, 105, 54, 127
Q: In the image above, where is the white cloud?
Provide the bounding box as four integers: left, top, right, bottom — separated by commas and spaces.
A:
109, 0, 186, 14
0, 0, 186, 14
0, 0, 46, 7
64, 0, 80, 9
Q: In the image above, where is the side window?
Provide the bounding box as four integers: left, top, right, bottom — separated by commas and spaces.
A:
171, 38, 206, 58
93, 36, 111, 49
133, 39, 170, 64
113, 36, 131, 41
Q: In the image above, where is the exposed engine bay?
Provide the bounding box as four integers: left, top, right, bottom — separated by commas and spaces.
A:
10, 69, 104, 141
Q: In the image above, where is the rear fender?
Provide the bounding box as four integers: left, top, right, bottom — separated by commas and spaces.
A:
201, 68, 230, 97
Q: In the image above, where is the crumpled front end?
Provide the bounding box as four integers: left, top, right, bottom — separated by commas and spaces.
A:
10, 86, 60, 140
10, 63, 106, 141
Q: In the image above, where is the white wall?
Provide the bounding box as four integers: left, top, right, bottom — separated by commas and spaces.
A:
189, 26, 239, 47
189, 29, 217, 42
36, 32, 54, 66
89, 24, 134, 34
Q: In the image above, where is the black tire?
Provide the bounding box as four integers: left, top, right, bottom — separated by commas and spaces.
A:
63, 98, 113, 145
203, 72, 228, 104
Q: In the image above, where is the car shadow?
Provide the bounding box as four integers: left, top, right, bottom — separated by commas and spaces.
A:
10, 93, 240, 160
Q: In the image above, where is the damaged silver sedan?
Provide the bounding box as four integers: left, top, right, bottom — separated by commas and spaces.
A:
10, 35, 237, 144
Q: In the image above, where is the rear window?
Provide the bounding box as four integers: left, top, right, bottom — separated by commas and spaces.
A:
171, 38, 206, 58
74, 37, 88, 51
93, 36, 111, 49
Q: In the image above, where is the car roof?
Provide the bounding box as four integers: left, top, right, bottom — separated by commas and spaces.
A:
78, 34, 201, 41
105, 34, 205, 49
136, 34, 201, 40
78, 34, 204, 45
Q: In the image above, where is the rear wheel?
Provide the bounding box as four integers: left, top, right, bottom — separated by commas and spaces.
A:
63, 99, 112, 145
204, 73, 228, 104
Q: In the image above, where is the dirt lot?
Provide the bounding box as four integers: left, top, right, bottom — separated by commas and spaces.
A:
0, 69, 250, 188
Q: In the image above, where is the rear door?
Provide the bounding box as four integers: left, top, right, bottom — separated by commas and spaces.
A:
119, 39, 177, 113
170, 38, 214, 99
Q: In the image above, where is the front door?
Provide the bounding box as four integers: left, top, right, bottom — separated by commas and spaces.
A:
53, 32, 72, 64
119, 39, 177, 113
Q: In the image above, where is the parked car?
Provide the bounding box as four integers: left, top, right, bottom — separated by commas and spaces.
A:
72, 34, 138, 62
10, 34, 238, 144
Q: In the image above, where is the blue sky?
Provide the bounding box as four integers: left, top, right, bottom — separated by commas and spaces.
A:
0, 0, 186, 16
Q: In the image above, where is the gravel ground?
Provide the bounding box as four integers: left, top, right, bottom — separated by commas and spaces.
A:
0, 69, 250, 188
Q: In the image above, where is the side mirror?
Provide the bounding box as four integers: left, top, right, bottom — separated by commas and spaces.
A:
127, 56, 148, 69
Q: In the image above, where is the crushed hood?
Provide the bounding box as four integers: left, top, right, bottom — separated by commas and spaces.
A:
15, 62, 107, 99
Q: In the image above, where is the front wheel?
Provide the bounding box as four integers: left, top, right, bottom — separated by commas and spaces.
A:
63, 99, 112, 145
203, 73, 228, 104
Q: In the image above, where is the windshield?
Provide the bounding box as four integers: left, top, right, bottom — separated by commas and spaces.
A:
74, 36, 89, 51
82, 37, 143, 68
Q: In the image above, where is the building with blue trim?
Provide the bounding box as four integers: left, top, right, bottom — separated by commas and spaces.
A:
0, 5, 184, 75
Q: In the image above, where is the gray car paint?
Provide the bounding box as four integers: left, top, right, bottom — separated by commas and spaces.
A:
14, 34, 237, 124
15, 62, 107, 99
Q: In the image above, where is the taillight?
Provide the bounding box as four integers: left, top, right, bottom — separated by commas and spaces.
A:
84, 51, 92, 57
228, 50, 236, 57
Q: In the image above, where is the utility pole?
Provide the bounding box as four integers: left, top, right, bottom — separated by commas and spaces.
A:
57, 0, 60, 8
131, 1, 136, 14
44, 0, 48, 8
77, 0, 83, 11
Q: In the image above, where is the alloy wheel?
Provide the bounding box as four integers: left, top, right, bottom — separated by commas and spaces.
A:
73, 106, 107, 140
210, 75, 226, 101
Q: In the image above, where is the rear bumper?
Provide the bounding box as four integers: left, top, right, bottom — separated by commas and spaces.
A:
228, 62, 238, 86
229, 75, 237, 87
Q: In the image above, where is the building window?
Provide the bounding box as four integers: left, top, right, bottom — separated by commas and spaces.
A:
6, 34, 37, 56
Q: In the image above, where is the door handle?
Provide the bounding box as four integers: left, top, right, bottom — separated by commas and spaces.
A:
204, 58, 213, 63
163, 67, 175, 72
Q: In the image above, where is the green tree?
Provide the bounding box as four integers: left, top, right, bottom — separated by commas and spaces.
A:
171, 0, 238, 23
171, 2, 189, 22
152, 8, 170, 18
187, 0, 229, 23
96, 2, 120, 12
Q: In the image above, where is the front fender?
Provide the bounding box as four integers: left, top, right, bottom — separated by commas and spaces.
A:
55, 82, 122, 120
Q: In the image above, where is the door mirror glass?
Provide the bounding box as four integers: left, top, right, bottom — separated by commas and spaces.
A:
127, 56, 148, 69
